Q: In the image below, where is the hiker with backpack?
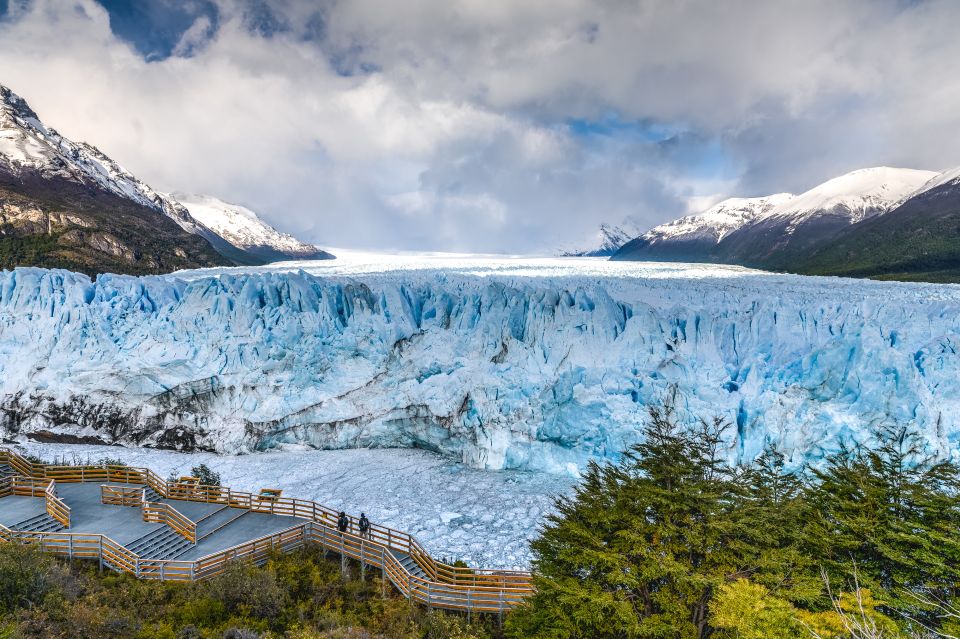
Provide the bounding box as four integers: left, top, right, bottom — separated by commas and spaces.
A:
359, 512, 371, 539
337, 511, 349, 534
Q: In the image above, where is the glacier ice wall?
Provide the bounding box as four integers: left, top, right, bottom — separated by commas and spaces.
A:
1, 263, 959, 473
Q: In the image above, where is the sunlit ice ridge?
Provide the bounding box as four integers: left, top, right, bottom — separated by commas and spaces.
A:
1, 252, 958, 474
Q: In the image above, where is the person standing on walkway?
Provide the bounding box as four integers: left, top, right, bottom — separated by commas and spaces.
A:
358, 512, 371, 540
337, 511, 349, 534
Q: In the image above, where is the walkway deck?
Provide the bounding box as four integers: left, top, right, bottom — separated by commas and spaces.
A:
0, 449, 532, 612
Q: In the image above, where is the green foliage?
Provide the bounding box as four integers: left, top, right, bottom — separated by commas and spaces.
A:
509, 406, 780, 639
0, 544, 493, 639
189, 464, 221, 487
508, 407, 960, 639
0, 233, 61, 271
710, 579, 804, 639
806, 424, 960, 622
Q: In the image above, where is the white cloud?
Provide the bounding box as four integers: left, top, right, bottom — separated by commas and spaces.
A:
1, 0, 959, 252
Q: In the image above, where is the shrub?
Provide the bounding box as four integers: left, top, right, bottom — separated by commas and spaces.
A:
191, 463, 222, 487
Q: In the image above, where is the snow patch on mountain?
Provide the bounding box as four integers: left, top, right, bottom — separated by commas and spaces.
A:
172, 194, 332, 260
767, 167, 937, 228
641, 194, 795, 245
900, 166, 960, 201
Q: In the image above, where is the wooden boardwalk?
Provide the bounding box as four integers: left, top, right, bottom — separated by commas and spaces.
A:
0, 448, 533, 613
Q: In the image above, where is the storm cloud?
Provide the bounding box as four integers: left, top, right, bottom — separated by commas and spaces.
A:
1, 0, 959, 252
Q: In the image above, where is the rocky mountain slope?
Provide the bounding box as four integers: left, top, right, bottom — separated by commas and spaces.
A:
0, 85, 331, 275
612, 167, 943, 276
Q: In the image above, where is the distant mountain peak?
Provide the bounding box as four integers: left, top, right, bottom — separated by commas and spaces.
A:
612, 165, 954, 279
171, 193, 333, 261
0, 83, 332, 268
560, 220, 642, 256
768, 166, 937, 226
643, 193, 796, 246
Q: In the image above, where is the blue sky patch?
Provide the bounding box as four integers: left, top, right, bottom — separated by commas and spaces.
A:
95, 0, 219, 61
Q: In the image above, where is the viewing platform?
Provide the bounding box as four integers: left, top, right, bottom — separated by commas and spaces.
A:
0, 448, 533, 613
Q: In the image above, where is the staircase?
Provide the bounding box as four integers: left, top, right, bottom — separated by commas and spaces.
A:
0, 464, 14, 478
389, 548, 428, 579
11, 513, 65, 533
126, 526, 193, 560
196, 505, 249, 541
143, 486, 163, 503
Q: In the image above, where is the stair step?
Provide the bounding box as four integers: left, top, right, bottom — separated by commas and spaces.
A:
195, 504, 229, 524
11, 513, 65, 533
198, 508, 249, 540
127, 525, 195, 559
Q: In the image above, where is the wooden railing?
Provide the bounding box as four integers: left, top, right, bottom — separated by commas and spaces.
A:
0, 523, 139, 576
101, 484, 145, 507
6, 475, 71, 528
143, 502, 197, 544
11, 475, 50, 497
0, 447, 534, 609
44, 480, 71, 528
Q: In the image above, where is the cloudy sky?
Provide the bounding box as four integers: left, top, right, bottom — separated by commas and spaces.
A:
1, 0, 959, 253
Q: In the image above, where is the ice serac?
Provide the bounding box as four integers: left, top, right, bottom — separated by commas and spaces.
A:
1, 262, 959, 473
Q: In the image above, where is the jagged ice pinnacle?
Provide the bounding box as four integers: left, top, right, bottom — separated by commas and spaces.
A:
0, 256, 958, 474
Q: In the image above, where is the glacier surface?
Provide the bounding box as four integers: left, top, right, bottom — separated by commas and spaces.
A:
1, 251, 960, 473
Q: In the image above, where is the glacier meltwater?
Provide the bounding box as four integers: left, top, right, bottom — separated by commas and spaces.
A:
1, 253, 959, 474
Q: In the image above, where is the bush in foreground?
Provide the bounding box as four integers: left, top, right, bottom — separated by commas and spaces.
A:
0, 544, 493, 639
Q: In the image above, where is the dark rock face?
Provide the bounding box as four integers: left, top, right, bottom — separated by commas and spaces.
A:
0, 170, 229, 276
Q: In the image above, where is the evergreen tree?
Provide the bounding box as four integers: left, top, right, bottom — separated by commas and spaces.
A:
806, 424, 960, 623
737, 446, 822, 608
507, 406, 754, 639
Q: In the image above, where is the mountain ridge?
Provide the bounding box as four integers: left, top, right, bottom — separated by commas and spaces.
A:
612, 166, 954, 280
0, 84, 332, 275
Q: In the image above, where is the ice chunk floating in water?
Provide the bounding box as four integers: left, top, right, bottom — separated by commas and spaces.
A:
1, 252, 959, 473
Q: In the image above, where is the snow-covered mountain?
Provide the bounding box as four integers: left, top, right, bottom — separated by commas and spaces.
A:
172, 194, 333, 262
2, 258, 959, 474
795, 165, 960, 280
613, 167, 938, 269
0, 84, 331, 271
560, 222, 642, 257
0, 86, 202, 232
761, 167, 937, 228
622, 194, 795, 261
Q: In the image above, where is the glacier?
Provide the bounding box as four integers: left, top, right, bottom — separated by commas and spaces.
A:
1, 252, 959, 473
